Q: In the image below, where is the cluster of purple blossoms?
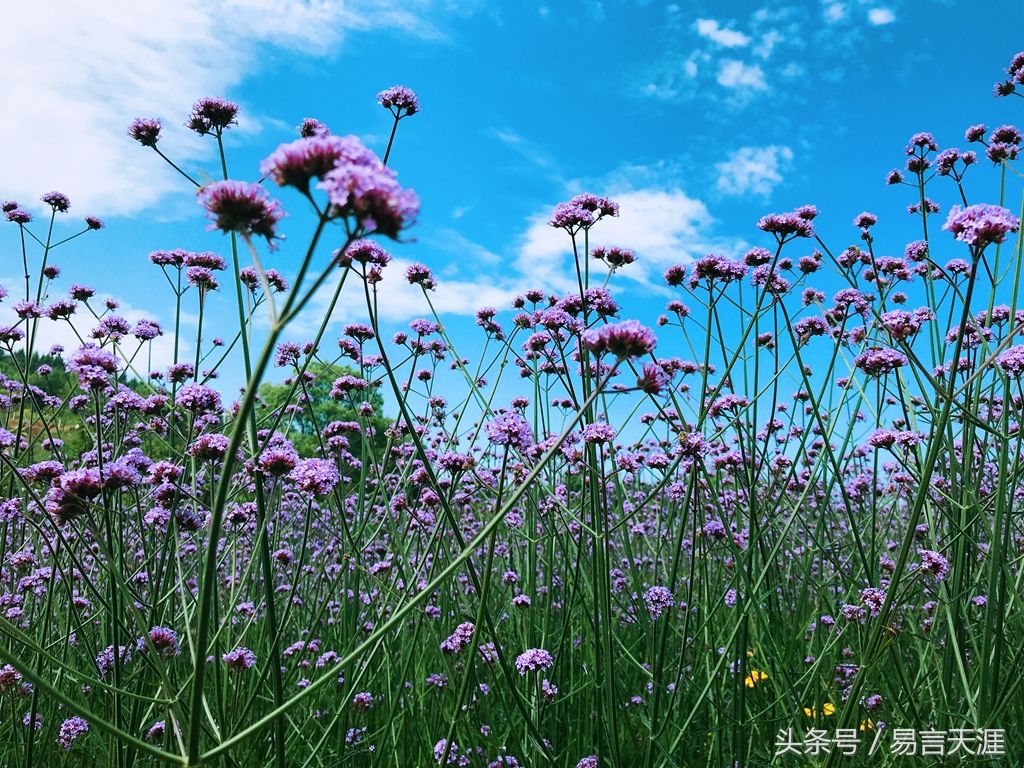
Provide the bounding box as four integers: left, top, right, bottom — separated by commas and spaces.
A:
223, 647, 257, 670
198, 180, 285, 246
994, 51, 1024, 96
377, 85, 420, 117
186, 96, 239, 135
582, 423, 615, 444
918, 550, 950, 581
942, 204, 1020, 250
41, 191, 71, 212
175, 383, 222, 413
405, 262, 437, 289
997, 345, 1024, 377
576, 757, 599, 768
485, 411, 533, 451
582, 320, 656, 360
440, 622, 476, 654
304, 135, 419, 239
689, 254, 748, 287
141, 626, 180, 657
289, 458, 340, 496
57, 717, 89, 750
128, 117, 162, 146
591, 246, 636, 270
854, 348, 908, 377
757, 207, 816, 241
67, 344, 120, 391
549, 193, 618, 233
514, 647, 553, 675
643, 585, 675, 620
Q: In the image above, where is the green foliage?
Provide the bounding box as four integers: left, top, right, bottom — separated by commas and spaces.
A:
257, 361, 390, 459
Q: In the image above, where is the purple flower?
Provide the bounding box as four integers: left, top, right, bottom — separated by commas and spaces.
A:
440, 622, 476, 654
67, 344, 120, 390
5, 208, 32, 224
485, 411, 533, 451
57, 717, 88, 750
854, 348, 907, 377
514, 648, 553, 675
223, 647, 256, 670
377, 85, 420, 117
298, 117, 330, 137
289, 458, 340, 496
582, 319, 657, 359
141, 626, 180, 656
550, 193, 617, 232
643, 586, 674, 619
261, 135, 352, 193
128, 118, 162, 146
582, 423, 615, 443
577, 757, 599, 768
405, 262, 436, 289
187, 97, 239, 135
41, 191, 70, 213
998, 345, 1024, 377
175, 383, 222, 413
317, 137, 419, 239
198, 180, 284, 246
918, 549, 950, 581
942, 204, 1020, 250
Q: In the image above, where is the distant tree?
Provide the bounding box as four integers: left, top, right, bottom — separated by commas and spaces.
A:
257, 362, 390, 460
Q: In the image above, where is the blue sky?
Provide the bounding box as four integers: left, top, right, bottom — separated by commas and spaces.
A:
3, 0, 1023, 397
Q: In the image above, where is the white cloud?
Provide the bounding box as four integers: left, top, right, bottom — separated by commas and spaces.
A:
715, 145, 793, 197
717, 59, 768, 90
516, 188, 724, 289
823, 2, 846, 22
695, 18, 750, 48
867, 7, 895, 25
0, 284, 182, 374
2, 0, 452, 218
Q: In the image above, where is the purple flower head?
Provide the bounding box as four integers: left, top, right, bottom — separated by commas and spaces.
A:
965, 124, 987, 143
128, 118, 162, 146
298, 117, 330, 137
5, 208, 32, 224
222, 647, 256, 670
187, 97, 239, 135
289, 458, 340, 496
582, 423, 615, 444
186, 266, 219, 292
550, 193, 617, 233
41, 191, 70, 213
514, 648, 553, 675
67, 344, 120, 390
998, 345, 1024, 377
85, 215, 104, 230
757, 210, 814, 241
189, 433, 231, 462
643, 586, 675, 619
175, 383, 222, 413
918, 549, 950, 581
854, 348, 907, 377
261, 135, 351, 192
591, 245, 636, 269
377, 85, 420, 117
440, 622, 476, 654
316, 135, 419, 238
485, 411, 533, 451
405, 262, 436, 289
198, 180, 284, 247
141, 626, 180, 657
57, 717, 88, 750
942, 204, 1020, 250
582, 319, 657, 359
577, 758, 599, 768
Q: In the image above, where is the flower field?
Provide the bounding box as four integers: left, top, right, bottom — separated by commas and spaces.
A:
1, 49, 1024, 768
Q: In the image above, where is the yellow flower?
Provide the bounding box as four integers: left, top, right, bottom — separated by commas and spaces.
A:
744, 669, 768, 688
802, 702, 835, 718
860, 718, 874, 731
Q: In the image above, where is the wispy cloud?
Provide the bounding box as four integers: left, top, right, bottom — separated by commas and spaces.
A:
695, 18, 750, 48
715, 145, 793, 198
3, 0, 459, 218
717, 60, 768, 91
866, 7, 896, 25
